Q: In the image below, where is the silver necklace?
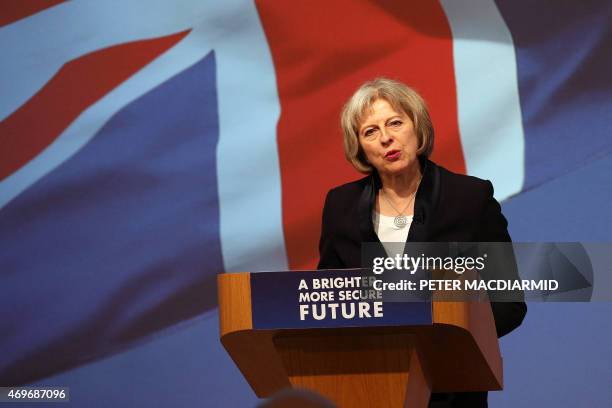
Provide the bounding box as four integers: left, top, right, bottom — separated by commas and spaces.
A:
380, 179, 421, 228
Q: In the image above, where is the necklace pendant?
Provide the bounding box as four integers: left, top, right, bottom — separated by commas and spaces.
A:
394, 215, 408, 228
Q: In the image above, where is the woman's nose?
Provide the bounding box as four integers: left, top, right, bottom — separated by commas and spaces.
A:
380, 129, 393, 145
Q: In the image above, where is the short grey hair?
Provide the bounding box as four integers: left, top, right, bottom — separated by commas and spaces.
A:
340, 78, 434, 173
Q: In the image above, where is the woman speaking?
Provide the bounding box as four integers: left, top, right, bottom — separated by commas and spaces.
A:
317, 78, 526, 407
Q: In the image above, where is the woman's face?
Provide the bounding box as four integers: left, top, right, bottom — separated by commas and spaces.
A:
358, 99, 420, 177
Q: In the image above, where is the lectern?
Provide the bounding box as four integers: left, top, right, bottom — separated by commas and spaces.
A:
218, 269, 502, 407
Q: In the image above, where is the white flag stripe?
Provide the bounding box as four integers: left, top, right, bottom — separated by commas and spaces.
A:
214, 4, 289, 272
441, 0, 525, 200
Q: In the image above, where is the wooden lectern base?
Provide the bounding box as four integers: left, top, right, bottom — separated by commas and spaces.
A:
275, 333, 431, 408
219, 272, 502, 408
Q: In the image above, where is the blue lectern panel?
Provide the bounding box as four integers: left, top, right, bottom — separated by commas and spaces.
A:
250, 269, 432, 330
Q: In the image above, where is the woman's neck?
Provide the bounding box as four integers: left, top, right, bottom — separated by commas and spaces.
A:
379, 162, 422, 198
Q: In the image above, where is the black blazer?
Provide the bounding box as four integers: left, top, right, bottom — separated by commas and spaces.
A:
317, 158, 527, 407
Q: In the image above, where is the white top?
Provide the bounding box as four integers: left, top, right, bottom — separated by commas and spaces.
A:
372, 212, 412, 258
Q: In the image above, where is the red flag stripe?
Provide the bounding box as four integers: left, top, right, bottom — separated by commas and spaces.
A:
257, 0, 465, 269
0, 30, 190, 181
0, 0, 65, 28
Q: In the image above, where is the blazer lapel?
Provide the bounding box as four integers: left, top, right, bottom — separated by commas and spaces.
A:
407, 158, 440, 243
358, 172, 381, 244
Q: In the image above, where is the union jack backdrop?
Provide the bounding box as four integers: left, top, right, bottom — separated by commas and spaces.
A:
1, 0, 611, 406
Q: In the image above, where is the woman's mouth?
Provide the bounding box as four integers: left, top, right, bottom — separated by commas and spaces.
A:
384, 149, 401, 161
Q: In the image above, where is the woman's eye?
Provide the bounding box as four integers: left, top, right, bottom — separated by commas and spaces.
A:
390, 120, 402, 127
364, 128, 376, 137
